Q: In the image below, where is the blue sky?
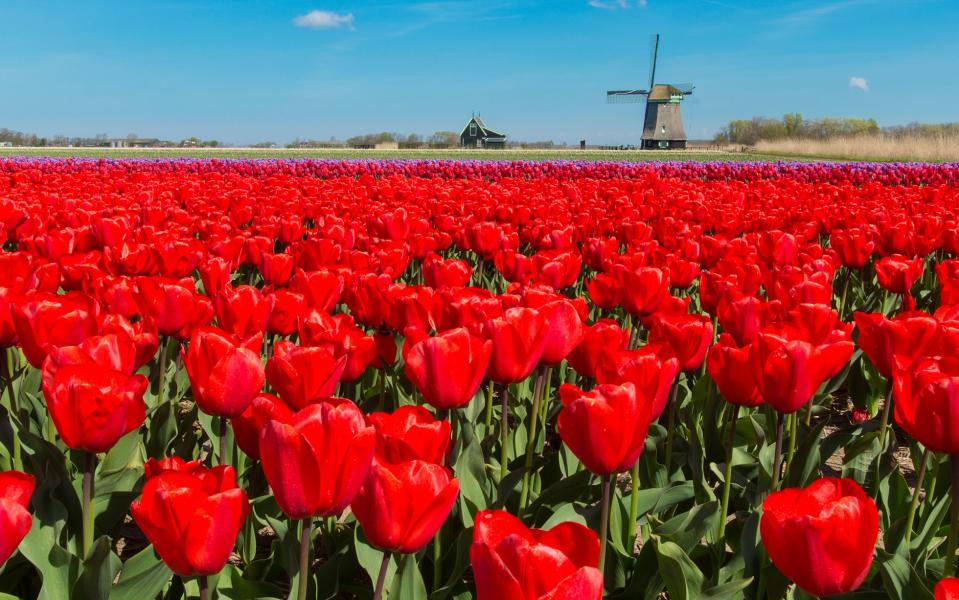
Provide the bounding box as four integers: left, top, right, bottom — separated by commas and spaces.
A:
1, 0, 956, 145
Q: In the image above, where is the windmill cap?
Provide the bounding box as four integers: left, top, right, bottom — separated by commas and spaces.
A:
648, 84, 694, 100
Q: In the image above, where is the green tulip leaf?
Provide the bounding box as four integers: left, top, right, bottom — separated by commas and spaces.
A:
72, 535, 120, 600
389, 555, 428, 600
651, 535, 704, 600
111, 545, 173, 600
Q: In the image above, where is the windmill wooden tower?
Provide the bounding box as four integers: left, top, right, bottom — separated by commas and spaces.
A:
607, 34, 694, 149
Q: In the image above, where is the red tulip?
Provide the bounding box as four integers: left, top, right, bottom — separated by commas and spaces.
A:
854, 311, 942, 379
706, 334, 762, 407
266, 288, 306, 337
595, 345, 679, 420
539, 299, 586, 366
532, 250, 582, 291
717, 292, 778, 347
751, 324, 853, 414
368, 405, 451, 465
761, 478, 878, 597
351, 459, 459, 554
0, 470, 34, 566
260, 400, 375, 518
586, 273, 620, 311
936, 578, 959, 600
41, 333, 139, 398
213, 284, 274, 340
557, 382, 652, 476
289, 268, 344, 312
258, 252, 294, 287
471, 509, 603, 600
832, 228, 875, 270
567, 319, 629, 380
0, 287, 17, 348
266, 340, 347, 409
404, 328, 491, 410
137, 277, 213, 340
131, 458, 249, 577
42, 356, 148, 453
423, 254, 472, 289
875, 254, 923, 295
299, 312, 377, 382
98, 313, 160, 370
649, 312, 713, 372
12, 291, 99, 368
231, 393, 295, 460
95, 276, 142, 320
612, 264, 668, 317
939, 260, 959, 307
893, 356, 959, 454
484, 307, 549, 384
182, 327, 264, 418
153, 239, 202, 279
199, 256, 233, 297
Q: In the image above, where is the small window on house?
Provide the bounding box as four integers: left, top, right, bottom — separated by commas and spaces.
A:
661, 125, 667, 134
470, 123, 477, 136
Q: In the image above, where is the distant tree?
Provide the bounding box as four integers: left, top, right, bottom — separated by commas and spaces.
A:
429, 131, 459, 146
783, 113, 803, 137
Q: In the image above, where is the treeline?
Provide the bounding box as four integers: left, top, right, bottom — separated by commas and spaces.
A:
714, 114, 879, 145
289, 131, 463, 149
0, 128, 51, 146
289, 132, 561, 150
0, 128, 220, 148
715, 114, 959, 145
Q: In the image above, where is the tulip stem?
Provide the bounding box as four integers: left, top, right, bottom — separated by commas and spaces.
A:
784, 412, 798, 481
484, 381, 495, 430
432, 526, 443, 591
378, 368, 387, 412
297, 518, 312, 600
627, 461, 641, 550
499, 386, 510, 481
945, 455, 959, 577
519, 368, 546, 512
218, 415, 228, 466
2, 348, 21, 471
718, 405, 741, 549
663, 382, 679, 474
771, 412, 785, 492
904, 447, 930, 547
82, 452, 96, 559
838, 267, 851, 319
598, 475, 612, 576
198, 575, 209, 600
373, 552, 391, 600
878, 387, 893, 452
156, 336, 169, 403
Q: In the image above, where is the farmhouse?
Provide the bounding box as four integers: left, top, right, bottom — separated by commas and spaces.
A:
460, 115, 506, 149
108, 138, 166, 148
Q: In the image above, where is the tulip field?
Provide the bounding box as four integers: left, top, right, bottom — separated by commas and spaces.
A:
3, 158, 959, 600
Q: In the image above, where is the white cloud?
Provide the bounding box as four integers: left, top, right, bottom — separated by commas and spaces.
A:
293, 10, 355, 30
849, 76, 869, 91
589, 0, 646, 9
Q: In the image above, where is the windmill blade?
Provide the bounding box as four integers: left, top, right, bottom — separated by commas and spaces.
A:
607, 90, 650, 104
648, 33, 660, 91
674, 83, 695, 95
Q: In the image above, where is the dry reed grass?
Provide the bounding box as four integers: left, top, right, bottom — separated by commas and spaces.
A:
755, 133, 959, 162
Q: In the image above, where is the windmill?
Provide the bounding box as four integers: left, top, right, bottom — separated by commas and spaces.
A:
607, 34, 694, 149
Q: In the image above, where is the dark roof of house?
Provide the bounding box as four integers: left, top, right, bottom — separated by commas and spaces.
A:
461, 117, 506, 139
